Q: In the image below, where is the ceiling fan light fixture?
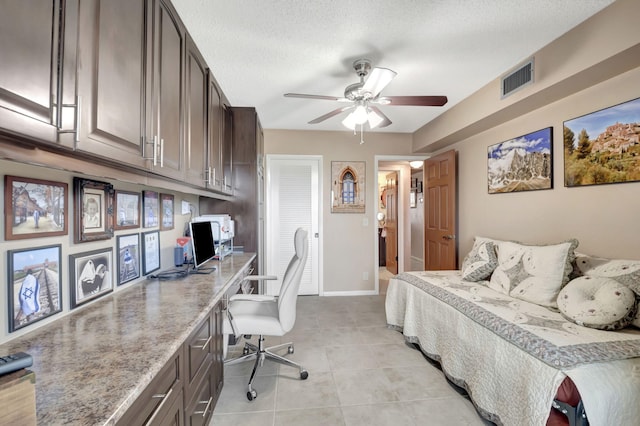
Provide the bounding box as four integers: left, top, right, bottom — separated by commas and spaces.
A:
367, 108, 384, 129
352, 104, 368, 124
341, 112, 357, 130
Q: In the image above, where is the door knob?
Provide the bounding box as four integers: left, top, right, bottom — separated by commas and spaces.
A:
442, 235, 456, 240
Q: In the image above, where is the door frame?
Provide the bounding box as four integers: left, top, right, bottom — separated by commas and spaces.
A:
374, 155, 428, 290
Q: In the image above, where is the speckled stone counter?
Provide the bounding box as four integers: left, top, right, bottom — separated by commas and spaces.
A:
0, 253, 255, 425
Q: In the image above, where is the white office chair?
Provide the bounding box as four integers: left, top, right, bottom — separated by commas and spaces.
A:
223, 227, 309, 401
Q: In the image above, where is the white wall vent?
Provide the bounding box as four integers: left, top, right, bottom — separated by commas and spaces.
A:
501, 58, 534, 98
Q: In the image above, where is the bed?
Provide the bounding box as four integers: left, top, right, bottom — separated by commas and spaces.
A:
386, 269, 640, 426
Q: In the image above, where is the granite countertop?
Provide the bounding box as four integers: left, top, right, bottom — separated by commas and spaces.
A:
0, 253, 255, 425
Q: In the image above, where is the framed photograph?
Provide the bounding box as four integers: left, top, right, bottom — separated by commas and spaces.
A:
487, 127, 553, 194
160, 193, 174, 231
117, 233, 140, 285
143, 190, 159, 228
564, 97, 640, 187
7, 245, 63, 332
5, 175, 68, 240
142, 230, 161, 275
114, 190, 140, 230
331, 161, 366, 213
73, 177, 114, 243
410, 190, 417, 208
69, 248, 113, 308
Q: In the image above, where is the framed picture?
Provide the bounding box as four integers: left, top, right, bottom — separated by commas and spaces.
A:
142, 230, 161, 275
160, 193, 174, 231
143, 190, 159, 228
7, 244, 63, 332
564, 97, 640, 187
114, 190, 140, 230
487, 127, 553, 194
4, 175, 68, 240
73, 177, 114, 243
117, 233, 140, 285
331, 161, 366, 213
410, 190, 417, 208
69, 247, 113, 309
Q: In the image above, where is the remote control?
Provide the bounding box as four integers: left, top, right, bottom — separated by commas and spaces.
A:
0, 352, 33, 376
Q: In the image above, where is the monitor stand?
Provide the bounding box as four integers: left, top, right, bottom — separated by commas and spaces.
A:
188, 265, 216, 275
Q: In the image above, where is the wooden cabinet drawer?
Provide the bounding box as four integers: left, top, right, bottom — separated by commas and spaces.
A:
184, 360, 213, 426
184, 313, 212, 402
116, 350, 182, 426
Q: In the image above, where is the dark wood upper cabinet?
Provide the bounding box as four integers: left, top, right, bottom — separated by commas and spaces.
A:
75, 0, 149, 168
0, 0, 76, 146
221, 104, 234, 193
147, 0, 186, 181
207, 79, 223, 192
184, 34, 209, 188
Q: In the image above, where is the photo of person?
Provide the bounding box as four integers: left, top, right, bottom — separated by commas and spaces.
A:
70, 248, 113, 308
83, 195, 101, 230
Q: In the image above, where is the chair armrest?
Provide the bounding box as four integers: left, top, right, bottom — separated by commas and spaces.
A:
229, 294, 276, 302
242, 275, 278, 281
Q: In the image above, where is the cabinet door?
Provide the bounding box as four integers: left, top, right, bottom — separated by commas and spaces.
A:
185, 370, 213, 426
147, 0, 185, 181
75, 0, 148, 168
221, 105, 233, 193
184, 35, 208, 188
212, 301, 224, 402
207, 80, 223, 191
0, 0, 75, 146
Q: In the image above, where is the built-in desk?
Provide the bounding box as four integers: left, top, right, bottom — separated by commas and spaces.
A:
0, 253, 255, 425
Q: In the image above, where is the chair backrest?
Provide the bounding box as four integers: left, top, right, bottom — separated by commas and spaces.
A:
277, 228, 309, 332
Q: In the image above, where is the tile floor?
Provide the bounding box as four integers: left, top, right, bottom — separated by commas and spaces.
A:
209, 293, 489, 426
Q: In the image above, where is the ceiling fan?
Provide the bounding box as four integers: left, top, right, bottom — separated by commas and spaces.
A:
284, 59, 448, 130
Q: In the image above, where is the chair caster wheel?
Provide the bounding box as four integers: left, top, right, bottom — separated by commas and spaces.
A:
288, 345, 294, 354
300, 370, 309, 380
243, 347, 250, 355
247, 389, 257, 401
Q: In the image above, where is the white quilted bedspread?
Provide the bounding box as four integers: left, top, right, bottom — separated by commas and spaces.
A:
385, 271, 640, 426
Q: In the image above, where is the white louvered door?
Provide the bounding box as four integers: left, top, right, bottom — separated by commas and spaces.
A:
265, 155, 320, 295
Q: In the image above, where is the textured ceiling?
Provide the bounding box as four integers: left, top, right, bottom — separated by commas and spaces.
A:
171, 0, 615, 133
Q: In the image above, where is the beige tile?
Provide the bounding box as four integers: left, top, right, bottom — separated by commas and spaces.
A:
275, 407, 345, 426
333, 369, 399, 406
210, 411, 274, 426
212, 375, 277, 414
342, 402, 416, 426
405, 397, 489, 425
275, 371, 340, 411
325, 345, 381, 371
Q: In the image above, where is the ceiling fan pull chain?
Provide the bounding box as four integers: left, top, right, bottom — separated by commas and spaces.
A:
360, 123, 365, 144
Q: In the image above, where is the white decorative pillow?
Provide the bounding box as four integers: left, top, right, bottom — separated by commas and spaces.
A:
574, 254, 640, 295
461, 239, 498, 282
558, 276, 637, 330
488, 239, 578, 308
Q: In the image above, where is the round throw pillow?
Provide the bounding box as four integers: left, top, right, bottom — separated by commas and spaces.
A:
557, 276, 637, 330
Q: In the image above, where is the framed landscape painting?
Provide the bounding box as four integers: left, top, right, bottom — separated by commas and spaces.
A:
563, 97, 640, 187
487, 127, 553, 194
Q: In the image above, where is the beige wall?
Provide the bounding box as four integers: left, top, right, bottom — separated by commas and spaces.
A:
264, 130, 414, 293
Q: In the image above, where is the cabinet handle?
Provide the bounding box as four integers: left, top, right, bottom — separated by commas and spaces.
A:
153, 136, 158, 166
75, 96, 81, 143
194, 396, 213, 416
159, 138, 164, 167
192, 335, 212, 351
147, 387, 173, 424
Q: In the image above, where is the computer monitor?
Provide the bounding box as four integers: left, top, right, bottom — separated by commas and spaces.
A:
188, 221, 216, 274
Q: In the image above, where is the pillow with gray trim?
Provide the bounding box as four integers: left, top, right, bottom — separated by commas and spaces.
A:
461, 238, 498, 282
488, 239, 579, 308
558, 276, 637, 330
574, 253, 640, 295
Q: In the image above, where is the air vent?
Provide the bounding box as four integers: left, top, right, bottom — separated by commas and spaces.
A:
501, 58, 534, 98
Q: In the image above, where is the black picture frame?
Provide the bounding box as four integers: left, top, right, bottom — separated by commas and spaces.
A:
117, 233, 141, 285
114, 190, 141, 230
143, 190, 159, 228
5, 175, 68, 240
7, 244, 63, 332
487, 127, 553, 194
142, 230, 161, 275
73, 177, 114, 243
69, 248, 114, 308
160, 193, 174, 231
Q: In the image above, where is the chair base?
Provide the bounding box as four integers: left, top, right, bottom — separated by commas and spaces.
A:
224, 335, 308, 401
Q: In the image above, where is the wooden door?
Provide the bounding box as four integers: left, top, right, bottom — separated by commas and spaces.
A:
0, 0, 75, 146
184, 34, 208, 187
425, 150, 457, 270
75, 0, 148, 167
385, 172, 398, 274
148, 0, 184, 180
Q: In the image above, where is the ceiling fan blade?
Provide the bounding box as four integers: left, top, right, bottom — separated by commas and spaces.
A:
284, 93, 348, 102
368, 106, 392, 128
378, 95, 448, 106
308, 106, 354, 124
362, 67, 397, 97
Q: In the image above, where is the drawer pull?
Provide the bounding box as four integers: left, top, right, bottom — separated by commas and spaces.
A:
192, 335, 212, 350
147, 387, 173, 424
194, 396, 213, 417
